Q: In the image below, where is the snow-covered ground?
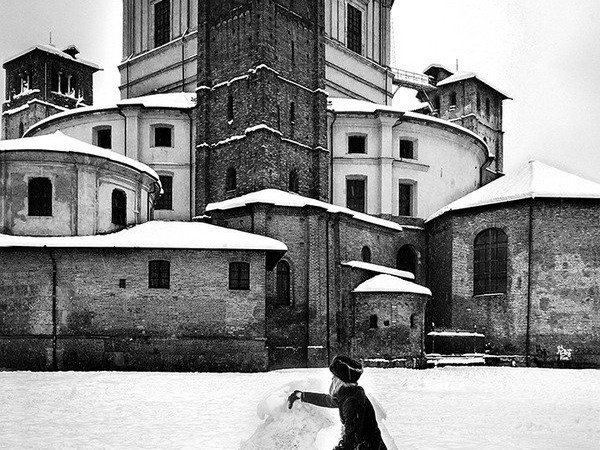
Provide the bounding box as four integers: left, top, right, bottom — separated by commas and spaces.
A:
1, 367, 599, 449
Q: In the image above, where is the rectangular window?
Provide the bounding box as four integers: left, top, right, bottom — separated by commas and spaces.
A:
347, 4, 362, 55
155, 175, 173, 210
96, 128, 112, 149
154, 0, 171, 48
348, 135, 366, 154
400, 140, 414, 159
346, 179, 365, 213
229, 262, 250, 290
149, 260, 170, 289
119, 279, 126, 288
154, 126, 172, 147
399, 183, 412, 216
28, 178, 52, 216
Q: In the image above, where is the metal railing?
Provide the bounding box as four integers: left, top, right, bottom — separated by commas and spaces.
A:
390, 67, 434, 89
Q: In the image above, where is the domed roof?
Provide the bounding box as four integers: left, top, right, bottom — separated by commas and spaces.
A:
0, 131, 159, 181
428, 160, 600, 221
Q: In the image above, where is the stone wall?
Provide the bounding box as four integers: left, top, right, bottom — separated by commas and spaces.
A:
0, 247, 270, 371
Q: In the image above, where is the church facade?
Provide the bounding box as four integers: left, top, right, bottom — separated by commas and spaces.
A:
0, 0, 599, 370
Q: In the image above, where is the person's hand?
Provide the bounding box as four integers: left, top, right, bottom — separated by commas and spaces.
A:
287, 390, 302, 409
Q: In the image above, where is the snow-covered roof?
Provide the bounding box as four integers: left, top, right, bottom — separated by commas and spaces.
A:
0, 131, 159, 181
3, 44, 101, 70
25, 93, 196, 136
205, 189, 403, 232
436, 71, 511, 100
427, 160, 600, 222
352, 274, 431, 296
423, 63, 454, 75
428, 331, 485, 338
328, 98, 488, 149
342, 261, 414, 280
0, 221, 287, 252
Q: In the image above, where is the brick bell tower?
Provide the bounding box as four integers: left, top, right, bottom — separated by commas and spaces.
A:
196, 0, 329, 213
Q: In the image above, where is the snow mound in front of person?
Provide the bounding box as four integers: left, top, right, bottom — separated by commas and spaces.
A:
240, 378, 397, 450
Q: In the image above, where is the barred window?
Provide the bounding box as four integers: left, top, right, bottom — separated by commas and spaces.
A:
111, 189, 127, 226
474, 228, 508, 295
229, 262, 250, 290
347, 4, 362, 54
276, 261, 291, 305
154, 0, 171, 47
149, 260, 170, 289
155, 175, 173, 210
28, 178, 52, 216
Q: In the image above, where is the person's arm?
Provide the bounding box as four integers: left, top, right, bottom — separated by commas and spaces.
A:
334, 397, 365, 450
301, 391, 339, 408
287, 390, 338, 409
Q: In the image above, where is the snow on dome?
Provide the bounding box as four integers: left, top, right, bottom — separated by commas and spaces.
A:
241, 378, 398, 450
353, 274, 432, 296
427, 160, 600, 222
0, 131, 159, 181
436, 71, 511, 99
0, 220, 287, 252
3, 44, 101, 70
117, 92, 196, 109
205, 189, 403, 232
342, 261, 415, 280
25, 93, 196, 136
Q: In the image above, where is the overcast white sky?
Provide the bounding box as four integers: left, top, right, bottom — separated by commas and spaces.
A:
1, 0, 599, 182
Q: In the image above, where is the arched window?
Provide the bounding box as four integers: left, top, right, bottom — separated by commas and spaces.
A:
361, 246, 371, 263
111, 189, 127, 226
474, 228, 508, 295
369, 314, 378, 329
28, 178, 52, 216
396, 245, 416, 275
227, 94, 234, 122
226, 167, 237, 192
289, 170, 299, 193
276, 261, 291, 305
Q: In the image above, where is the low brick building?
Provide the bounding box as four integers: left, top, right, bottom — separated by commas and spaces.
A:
426, 161, 600, 366
0, 221, 286, 371
351, 274, 431, 364
205, 188, 430, 368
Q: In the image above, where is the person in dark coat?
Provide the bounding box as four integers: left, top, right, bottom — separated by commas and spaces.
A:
287, 355, 387, 450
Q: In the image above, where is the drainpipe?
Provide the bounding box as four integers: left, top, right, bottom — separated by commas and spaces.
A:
328, 112, 337, 203
189, 111, 194, 219
325, 216, 331, 363
46, 247, 58, 371
526, 199, 534, 366
181, 28, 189, 92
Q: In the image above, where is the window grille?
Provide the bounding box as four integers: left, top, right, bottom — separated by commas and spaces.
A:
474, 228, 508, 295
229, 262, 250, 290
149, 260, 170, 289
154, 0, 171, 47
347, 4, 362, 54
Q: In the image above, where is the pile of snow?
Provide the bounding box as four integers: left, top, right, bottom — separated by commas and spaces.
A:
241, 378, 397, 450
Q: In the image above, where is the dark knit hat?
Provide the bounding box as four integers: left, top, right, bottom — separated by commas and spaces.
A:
329, 355, 363, 383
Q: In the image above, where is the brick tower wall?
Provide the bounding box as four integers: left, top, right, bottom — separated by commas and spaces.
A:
196, 0, 328, 213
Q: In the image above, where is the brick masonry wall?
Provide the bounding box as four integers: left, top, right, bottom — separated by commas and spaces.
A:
0, 247, 270, 371
427, 199, 600, 365
352, 292, 428, 360
209, 202, 429, 367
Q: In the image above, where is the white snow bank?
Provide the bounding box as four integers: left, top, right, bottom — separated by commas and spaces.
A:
353, 274, 432, 296
241, 378, 397, 450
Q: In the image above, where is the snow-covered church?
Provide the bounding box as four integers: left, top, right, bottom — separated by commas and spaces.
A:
1, 0, 599, 371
